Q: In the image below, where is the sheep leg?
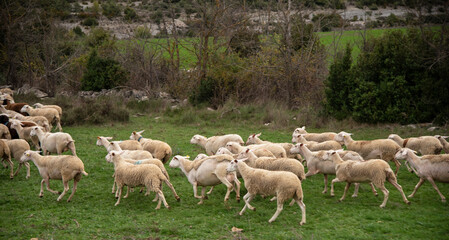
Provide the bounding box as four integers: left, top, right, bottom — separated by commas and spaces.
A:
1, 159, 7, 168
339, 182, 351, 202
378, 185, 389, 208
233, 174, 240, 203
239, 193, 255, 216
268, 200, 284, 223
387, 178, 410, 204
330, 178, 343, 196
112, 180, 116, 194
67, 179, 78, 202
352, 183, 360, 198
295, 199, 306, 225
163, 179, 180, 201
39, 179, 45, 197
197, 187, 206, 205
206, 186, 214, 195
123, 186, 130, 198
155, 189, 169, 209
217, 174, 234, 202
68, 141, 77, 157
392, 159, 401, 176
369, 183, 378, 196
4, 156, 13, 179
426, 177, 446, 202
44, 178, 59, 195
408, 178, 425, 198
25, 162, 30, 179
57, 180, 69, 201
115, 185, 123, 206
193, 182, 202, 199
322, 174, 328, 194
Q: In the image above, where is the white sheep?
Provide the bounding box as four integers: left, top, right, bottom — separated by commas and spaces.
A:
0, 106, 23, 118
225, 141, 287, 158
245, 133, 302, 160
0, 124, 11, 139
9, 120, 40, 150
388, 134, 443, 155
190, 134, 244, 155
1, 139, 30, 179
20, 150, 88, 202
96, 136, 143, 151
33, 103, 63, 117
106, 142, 153, 160
325, 150, 410, 208
290, 143, 377, 197
13, 115, 51, 132
0, 140, 13, 179
169, 155, 241, 204
335, 131, 402, 175
292, 134, 342, 151
20, 105, 62, 132
106, 151, 179, 209
130, 130, 172, 163
30, 126, 76, 156
434, 135, 449, 153
395, 148, 449, 202
292, 126, 337, 143
226, 158, 306, 224
216, 146, 275, 158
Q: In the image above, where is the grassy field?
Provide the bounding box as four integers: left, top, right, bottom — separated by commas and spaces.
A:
1, 113, 448, 239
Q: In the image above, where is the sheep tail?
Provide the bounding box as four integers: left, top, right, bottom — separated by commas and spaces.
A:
385, 168, 396, 182
81, 171, 88, 176
294, 186, 303, 200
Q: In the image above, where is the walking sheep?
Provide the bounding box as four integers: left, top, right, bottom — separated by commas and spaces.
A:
388, 134, 443, 155
20, 105, 62, 132
245, 133, 302, 160
226, 158, 306, 224
434, 135, 449, 153
190, 134, 244, 155
20, 150, 88, 202
395, 148, 449, 202
30, 126, 76, 156
1, 139, 30, 179
130, 130, 172, 163
292, 126, 337, 143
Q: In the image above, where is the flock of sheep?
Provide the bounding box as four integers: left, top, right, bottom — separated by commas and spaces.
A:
1, 87, 449, 226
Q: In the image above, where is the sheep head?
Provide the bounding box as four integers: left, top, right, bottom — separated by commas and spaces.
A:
169, 155, 188, 168
227, 158, 248, 173
29, 126, 42, 137
20, 105, 31, 113
395, 148, 417, 160
246, 133, 261, 145
20, 150, 40, 163
105, 150, 124, 163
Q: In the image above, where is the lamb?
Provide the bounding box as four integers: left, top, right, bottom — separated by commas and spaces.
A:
290, 143, 377, 197
30, 126, 76, 156
292, 126, 337, 143
106, 151, 179, 209
395, 148, 449, 202
96, 136, 143, 151
3, 99, 28, 114
434, 135, 449, 153
0, 124, 11, 139
0, 140, 13, 179
9, 120, 40, 150
388, 134, 443, 155
169, 155, 240, 204
225, 141, 287, 158
190, 134, 244, 155
33, 103, 63, 117
130, 130, 172, 163
226, 158, 306, 224
292, 134, 342, 151
13, 115, 51, 132
20, 105, 62, 132
245, 133, 302, 160
20, 150, 88, 202
324, 150, 410, 208
1, 139, 30, 179
335, 131, 402, 175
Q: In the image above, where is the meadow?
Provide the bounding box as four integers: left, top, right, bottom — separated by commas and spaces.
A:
1, 112, 448, 239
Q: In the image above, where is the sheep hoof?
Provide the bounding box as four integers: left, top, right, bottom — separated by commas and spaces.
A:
204, 195, 208, 200
379, 205, 385, 208
9, 176, 13, 179
176, 196, 181, 202
67, 199, 71, 203
39, 195, 43, 198
406, 201, 411, 205
115, 196, 118, 199
237, 198, 240, 203
351, 194, 357, 198
322, 190, 327, 194
441, 199, 446, 203
299, 221, 305, 226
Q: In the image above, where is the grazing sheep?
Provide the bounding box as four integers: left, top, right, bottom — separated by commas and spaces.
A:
290, 143, 377, 197
292, 134, 342, 151
225, 141, 287, 158
434, 135, 449, 153
245, 133, 302, 160
9, 120, 40, 150
33, 103, 62, 117
395, 148, 449, 202
293, 126, 337, 143
169, 155, 240, 204
190, 134, 244, 155
20, 105, 62, 132
1, 139, 30, 179
0, 140, 13, 179
388, 134, 443, 155
325, 151, 410, 208
335, 131, 402, 175
3, 99, 28, 114
130, 130, 172, 163
0, 124, 11, 139
13, 115, 51, 132
30, 126, 76, 156
106, 151, 179, 209
20, 150, 88, 202
226, 158, 306, 224
96, 136, 143, 151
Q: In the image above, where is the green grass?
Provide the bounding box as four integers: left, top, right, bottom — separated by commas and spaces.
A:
1, 115, 449, 239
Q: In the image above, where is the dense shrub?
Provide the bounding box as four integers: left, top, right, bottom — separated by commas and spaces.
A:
102, 0, 121, 19
229, 28, 261, 57
63, 97, 129, 125
312, 13, 345, 32
81, 50, 128, 91
124, 7, 138, 21
82, 17, 98, 26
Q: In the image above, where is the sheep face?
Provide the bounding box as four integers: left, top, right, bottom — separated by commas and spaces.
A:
334, 131, 351, 142
20, 150, 36, 163
395, 148, 416, 160
130, 130, 144, 141
387, 134, 397, 140
293, 126, 307, 136
29, 126, 41, 137
190, 135, 201, 144
227, 159, 239, 173
246, 133, 261, 145
236, 148, 250, 159
216, 147, 229, 155
105, 151, 123, 163
289, 144, 301, 154
20, 105, 31, 113
169, 156, 183, 168
96, 137, 103, 146
225, 142, 238, 153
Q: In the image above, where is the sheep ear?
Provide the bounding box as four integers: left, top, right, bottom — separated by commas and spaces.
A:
301, 126, 305, 130
97, 136, 100, 140
299, 143, 304, 147
137, 130, 145, 134
239, 158, 248, 162
256, 133, 261, 137
245, 148, 250, 153
442, 136, 449, 139
132, 131, 136, 135
251, 134, 255, 138
105, 137, 113, 140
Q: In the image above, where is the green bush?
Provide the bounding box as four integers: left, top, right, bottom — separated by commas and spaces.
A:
188, 77, 216, 106
124, 7, 138, 21
82, 17, 98, 26
102, 0, 121, 18
134, 26, 152, 39
73, 26, 85, 36
63, 97, 129, 125
229, 28, 261, 58
81, 50, 128, 91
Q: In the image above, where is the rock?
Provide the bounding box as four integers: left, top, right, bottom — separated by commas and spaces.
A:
17, 84, 48, 98
427, 127, 439, 131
